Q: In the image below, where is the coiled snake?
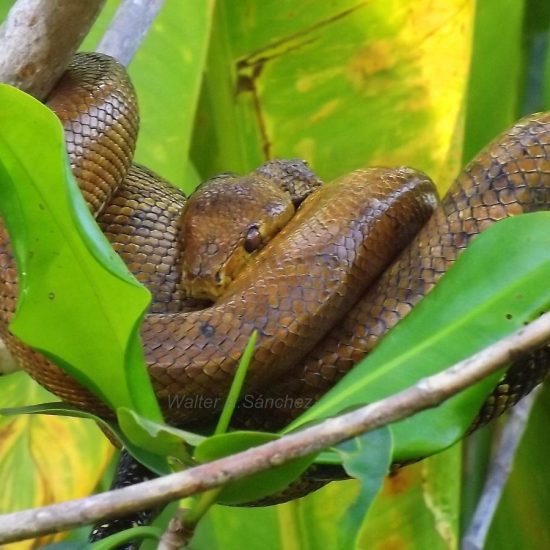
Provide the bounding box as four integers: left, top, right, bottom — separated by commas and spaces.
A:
1, 53, 550, 509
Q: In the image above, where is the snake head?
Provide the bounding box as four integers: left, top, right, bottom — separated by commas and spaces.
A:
180, 172, 295, 301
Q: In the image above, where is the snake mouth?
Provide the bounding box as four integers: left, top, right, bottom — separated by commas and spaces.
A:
181, 269, 234, 302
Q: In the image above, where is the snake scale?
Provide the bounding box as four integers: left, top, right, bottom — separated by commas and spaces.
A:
1, 53, 550, 509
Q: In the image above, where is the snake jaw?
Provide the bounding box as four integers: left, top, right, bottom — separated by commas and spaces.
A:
180, 270, 229, 301
180, 256, 238, 301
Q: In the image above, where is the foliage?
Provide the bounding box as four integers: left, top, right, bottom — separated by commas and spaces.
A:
1, 0, 550, 549
288, 212, 550, 461
0, 373, 112, 549
0, 85, 159, 420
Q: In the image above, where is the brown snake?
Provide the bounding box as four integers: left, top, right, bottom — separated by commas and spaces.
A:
1, 53, 550, 472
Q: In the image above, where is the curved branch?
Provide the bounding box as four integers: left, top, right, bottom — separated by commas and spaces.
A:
96, 0, 166, 67
461, 385, 541, 550
0, 0, 106, 99
0, 311, 549, 544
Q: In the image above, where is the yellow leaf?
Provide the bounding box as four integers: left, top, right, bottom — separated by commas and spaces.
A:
193, 0, 475, 196
0, 372, 113, 548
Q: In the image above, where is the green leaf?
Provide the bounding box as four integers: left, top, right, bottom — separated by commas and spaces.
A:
0, 1, 15, 24
88, 526, 162, 549
128, 0, 215, 192
214, 330, 258, 435
114, 330, 259, 479
116, 407, 204, 463
41, 526, 162, 549
462, 0, 525, 164
521, 0, 550, 115
193, 447, 461, 550
286, 213, 550, 462
486, 384, 550, 549
334, 428, 393, 549
194, 431, 317, 505
0, 402, 114, 422
185, 331, 275, 515
140, 500, 179, 550
41, 543, 89, 550
193, 504, 283, 550
0, 84, 161, 421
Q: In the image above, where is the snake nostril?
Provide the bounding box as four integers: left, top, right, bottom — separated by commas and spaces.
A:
215, 270, 222, 285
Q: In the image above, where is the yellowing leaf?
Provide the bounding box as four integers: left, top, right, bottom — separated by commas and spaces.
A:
192, 0, 474, 194
358, 445, 461, 549
0, 373, 113, 549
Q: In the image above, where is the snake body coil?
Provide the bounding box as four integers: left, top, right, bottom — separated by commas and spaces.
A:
1, 53, 549, 457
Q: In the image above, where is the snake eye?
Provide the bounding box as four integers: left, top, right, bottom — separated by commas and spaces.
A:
244, 225, 262, 253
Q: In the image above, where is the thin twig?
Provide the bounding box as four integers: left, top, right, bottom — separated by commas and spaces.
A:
0, 0, 106, 99
157, 510, 193, 550
96, 0, 166, 67
461, 385, 542, 550
0, 312, 549, 544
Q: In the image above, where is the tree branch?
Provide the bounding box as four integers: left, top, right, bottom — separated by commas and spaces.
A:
96, 0, 166, 67
0, 311, 549, 544
157, 510, 192, 550
461, 385, 541, 550
0, 0, 106, 99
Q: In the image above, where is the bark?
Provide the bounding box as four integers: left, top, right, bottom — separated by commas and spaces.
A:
0, 0, 106, 99
461, 386, 541, 550
96, 0, 166, 67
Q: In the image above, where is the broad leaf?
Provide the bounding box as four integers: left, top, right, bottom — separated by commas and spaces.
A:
192, 0, 473, 191
286, 213, 550, 462
0, 373, 113, 548
334, 428, 393, 549
359, 445, 461, 548
523, 0, 550, 115
0, 402, 188, 476
462, 0, 525, 164
194, 431, 317, 505
192, 447, 461, 549
0, 84, 161, 421
486, 384, 550, 549
41, 543, 88, 550
116, 407, 203, 463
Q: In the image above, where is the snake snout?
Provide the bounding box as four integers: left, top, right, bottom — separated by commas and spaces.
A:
181, 265, 231, 302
